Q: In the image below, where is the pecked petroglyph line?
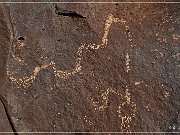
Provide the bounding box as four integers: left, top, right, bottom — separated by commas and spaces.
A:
7, 14, 137, 131
7, 64, 51, 88
51, 14, 116, 78
89, 87, 119, 112
88, 86, 137, 131
125, 53, 130, 73
50, 44, 84, 79
117, 86, 137, 132
8, 14, 132, 88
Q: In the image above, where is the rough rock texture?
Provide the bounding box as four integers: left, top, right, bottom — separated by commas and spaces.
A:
0, 0, 180, 134
0, 4, 14, 134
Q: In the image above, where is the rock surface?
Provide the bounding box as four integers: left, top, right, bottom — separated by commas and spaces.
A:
0, 0, 180, 134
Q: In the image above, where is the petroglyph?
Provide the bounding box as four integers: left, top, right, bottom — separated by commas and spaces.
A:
117, 86, 137, 132
83, 115, 93, 126
7, 13, 139, 132
50, 44, 84, 79
134, 80, 144, 86
89, 87, 119, 112
8, 14, 132, 88
88, 86, 137, 131
7, 63, 51, 88
164, 91, 170, 99
145, 104, 150, 112
135, 81, 140, 85
125, 53, 130, 73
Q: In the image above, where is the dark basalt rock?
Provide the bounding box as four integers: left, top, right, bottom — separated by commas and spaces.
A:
0, 1, 180, 134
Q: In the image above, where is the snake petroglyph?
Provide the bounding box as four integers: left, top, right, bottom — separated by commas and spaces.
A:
7, 14, 137, 131
7, 14, 131, 88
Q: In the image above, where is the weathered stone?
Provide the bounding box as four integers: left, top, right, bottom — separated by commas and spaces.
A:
0, 1, 179, 134
0, 3, 15, 134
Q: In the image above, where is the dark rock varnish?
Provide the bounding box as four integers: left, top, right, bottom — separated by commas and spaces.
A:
0, 1, 179, 134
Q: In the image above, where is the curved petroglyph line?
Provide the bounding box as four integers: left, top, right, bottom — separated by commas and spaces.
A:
89, 87, 120, 112
7, 64, 51, 88
88, 86, 137, 131
7, 14, 137, 131
7, 14, 131, 88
